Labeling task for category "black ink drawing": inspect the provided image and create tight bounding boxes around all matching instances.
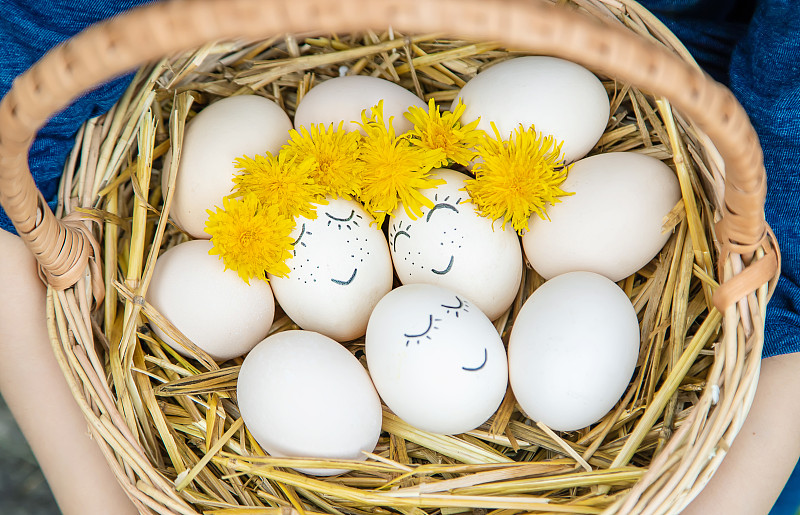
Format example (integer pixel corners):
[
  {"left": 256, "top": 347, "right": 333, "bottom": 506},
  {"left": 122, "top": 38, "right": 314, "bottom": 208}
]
[
  {"left": 404, "top": 314, "right": 442, "bottom": 346},
  {"left": 462, "top": 348, "right": 488, "bottom": 371},
  {"left": 441, "top": 296, "right": 470, "bottom": 317},
  {"left": 325, "top": 209, "right": 364, "bottom": 230},
  {"left": 331, "top": 268, "right": 358, "bottom": 286}
]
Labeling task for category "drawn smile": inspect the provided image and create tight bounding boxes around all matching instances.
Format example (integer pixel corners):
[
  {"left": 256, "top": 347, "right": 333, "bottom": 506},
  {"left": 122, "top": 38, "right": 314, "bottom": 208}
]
[
  {"left": 462, "top": 348, "right": 488, "bottom": 371},
  {"left": 331, "top": 268, "right": 357, "bottom": 285},
  {"left": 431, "top": 255, "right": 454, "bottom": 275}
]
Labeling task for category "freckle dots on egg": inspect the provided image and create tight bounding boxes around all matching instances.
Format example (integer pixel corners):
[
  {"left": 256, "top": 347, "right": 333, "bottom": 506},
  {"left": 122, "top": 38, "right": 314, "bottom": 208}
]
[
  {"left": 522, "top": 152, "right": 682, "bottom": 282},
  {"left": 508, "top": 271, "right": 639, "bottom": 431},
  {"left": 294, "top": 75, "right": 427, "bottom": 135},
  {"left": 146, "top": 240, "right": 275, "bottom": 361},
  {"left": 268, "top": 197, "right": 394, "bottom": 342},
  {"left": 237, "top": 330, "right": 383, "bottom": 476},
  {"left": 453, "top": 56, "right": 610, "bottom": 163},
  {"left": 166, "top": 95, "right": 292, "bottom": 238},
  {"left": 389, "top": 168, "right": 523, "bottom": 320},
  {"left": 366, "top": 284, "right": 508, "bottom": 435}
]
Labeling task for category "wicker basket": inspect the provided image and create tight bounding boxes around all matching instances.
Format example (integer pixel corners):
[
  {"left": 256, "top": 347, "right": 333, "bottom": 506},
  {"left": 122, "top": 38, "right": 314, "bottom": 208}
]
[{"left": 0, "top": 0, "right": 781, "bottom": 514}]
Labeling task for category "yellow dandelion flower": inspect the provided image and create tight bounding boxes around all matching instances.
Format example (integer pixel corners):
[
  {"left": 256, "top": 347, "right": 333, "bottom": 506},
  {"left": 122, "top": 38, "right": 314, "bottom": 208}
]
[
  {"left": 465, "top": 123, "right": 573, "bottom": 234},
  {"left": 356, "top": 101, "right": 446, "bottom": 226},
  {"left": 233, "top": 151, "right": 326, "bottom": 221},
  {"left": 205, "top": 195, "right": 294, "bottom": 284},
  {"left": 281, "top": 122, "right": 364, "bottom": 199},
  {"left": 405, "top": 98, "right": 486, "bottom": 166}
]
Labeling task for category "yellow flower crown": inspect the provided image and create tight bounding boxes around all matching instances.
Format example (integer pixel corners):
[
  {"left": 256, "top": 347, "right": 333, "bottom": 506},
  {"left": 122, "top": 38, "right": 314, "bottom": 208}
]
[{"left": 205, "top": 97, "right": 572, "bottom": 284}]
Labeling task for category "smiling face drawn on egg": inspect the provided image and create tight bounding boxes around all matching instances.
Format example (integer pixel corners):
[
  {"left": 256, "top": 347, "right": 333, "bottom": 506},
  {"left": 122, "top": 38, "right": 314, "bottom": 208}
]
[
  {"left": 390, "top": 192, "right": 465, "bottom": 276},
  {"left": 268, "top": 196, "right": 394, "bottom": 342},
  {"left": 388, "top": 169, "right": 524, "bottom": 321},
  {"left": 399, "top": 294, "right": 488, "bottom": 372},
  {"left": 365, "top": 283, "right": 508, "bottom": 435},
  {"left": 289, "top": 206, "right": 369, "bottom": 287}
]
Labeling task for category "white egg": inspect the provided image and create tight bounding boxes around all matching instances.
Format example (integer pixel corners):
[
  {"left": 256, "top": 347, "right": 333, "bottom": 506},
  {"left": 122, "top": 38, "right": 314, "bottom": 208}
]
[
  {"left": 366, "top": 284, "right": 508, "bottom": 435},
  {"left": 237, "top": 330, "right": 383, "bottom": 475},
  {"left": 294, "top": 75, "right": 426, "bottom": 135},
  {"left": 168, "top": 95, "right": 292, "bottom": 238},
  {"left": 508, "top": 272, "right": 639, "bottom": 431},
  {"left": 522, "top": 152, "right": 681, "bottom": 281},
  {"left": 453, "top": 56, "right": 609, "bottom": 163},
  {"left": 146, "top": 240, "right": 275, "bottom": 361},
  {"left": 389, "top": 169, "right": 522, "bottom": 320},
  {"left": 268, "top": 197, "right": 393, "bottom": 341}
]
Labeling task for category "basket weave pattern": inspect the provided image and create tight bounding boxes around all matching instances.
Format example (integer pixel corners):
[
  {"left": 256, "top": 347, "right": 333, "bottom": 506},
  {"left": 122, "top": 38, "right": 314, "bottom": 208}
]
[{"left": 0, "top": 1, "right": 780, "bottom": 514}]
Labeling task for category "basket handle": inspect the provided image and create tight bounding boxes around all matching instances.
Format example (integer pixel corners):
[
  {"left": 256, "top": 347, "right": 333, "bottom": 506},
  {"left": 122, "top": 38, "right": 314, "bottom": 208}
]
[{"left": 0, "top": 0, "right": 777, "bottom": 306}]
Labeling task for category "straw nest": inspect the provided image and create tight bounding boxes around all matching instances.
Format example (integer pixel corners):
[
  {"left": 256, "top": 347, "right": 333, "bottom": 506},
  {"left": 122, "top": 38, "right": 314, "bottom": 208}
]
[{"left": 47, "top": 1, "right": 766, "bottom": 514}]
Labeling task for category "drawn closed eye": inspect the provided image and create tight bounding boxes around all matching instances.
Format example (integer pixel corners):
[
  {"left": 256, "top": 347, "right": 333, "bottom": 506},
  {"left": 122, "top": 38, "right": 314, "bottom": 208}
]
[
  {"left": 325, "top": 210, "right": 363, "bottom": 230},
  {"left": 404, "top": 314, "right": 442, "bottom": 346},
  {"left": 390, "top": 221, "right": 412, "bottom": 252},
  {"left": 426, "top": 194, "right": 462, "bottom": 222},
  {"left": 426, "top": 203, "right": 459, "bottom": 222},
  {"left": 291, "top": 223, "right": 311, "bottom": 256},
  {"left": 441, "top": 296, "right": 469, "bottom": 317},
  {"left": 393, "top": 230, "right": 410, "bottom": 249}
]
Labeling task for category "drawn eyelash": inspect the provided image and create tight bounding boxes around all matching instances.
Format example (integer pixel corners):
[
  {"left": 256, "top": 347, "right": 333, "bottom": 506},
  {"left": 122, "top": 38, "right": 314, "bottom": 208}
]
[{"left": 404, "top": 314, "right": 442, "bottom": 346}]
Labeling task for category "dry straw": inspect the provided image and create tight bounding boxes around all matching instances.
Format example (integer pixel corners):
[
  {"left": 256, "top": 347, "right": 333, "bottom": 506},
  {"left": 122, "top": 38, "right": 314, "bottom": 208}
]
[{"left": 46, "top": 1, "right": 769, "bottom": 514}]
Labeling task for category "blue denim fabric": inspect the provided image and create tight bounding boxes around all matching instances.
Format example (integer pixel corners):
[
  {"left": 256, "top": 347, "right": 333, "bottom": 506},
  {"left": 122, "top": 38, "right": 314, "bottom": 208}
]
[
  {"left": 729, "top": 2, "right": 800, "bottom": 360},
  {"left": 770, "top": 459, "right": 800, "bottom": 515},
  {"left": 0, "top": 0, "right": 152, "bottom": 234},
  {"left": 637, "top": 0, "right": 754, "bottom": 83}
]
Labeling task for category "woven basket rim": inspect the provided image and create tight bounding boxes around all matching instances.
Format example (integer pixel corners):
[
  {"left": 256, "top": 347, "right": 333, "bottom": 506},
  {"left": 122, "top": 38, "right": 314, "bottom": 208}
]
[{"left": 30, "top": 1, "right": 777, "bottom": 515}]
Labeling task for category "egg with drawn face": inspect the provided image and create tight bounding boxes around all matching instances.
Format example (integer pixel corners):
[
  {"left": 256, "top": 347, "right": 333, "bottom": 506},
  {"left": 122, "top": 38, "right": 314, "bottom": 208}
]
[
  {"left": 389, "top": 169, "right": 523, "bottom": 321},
  {"left": 366, "top": 284, "right": 508, "bottom": 435},
  {"left": 268, "top": 197, "right": 393, "bottom": 342}
]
